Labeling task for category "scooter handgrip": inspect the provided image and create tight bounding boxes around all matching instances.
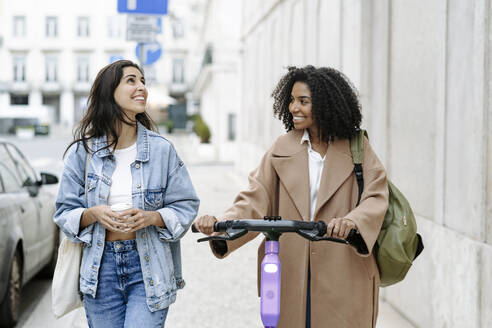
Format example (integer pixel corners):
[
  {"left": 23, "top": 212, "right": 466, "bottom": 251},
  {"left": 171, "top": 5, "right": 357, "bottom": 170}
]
[
  {"left": 191, "top": 224, "right": 199, "bottom": 233},
  {"left": 315, "top": 221, "right": 327, "bottom": 236},
  {"left": 214, "top": 221, "right": 228, "bottom": 232},
  {"left": 347, "top": 228, "right": 357, "bottom": 240}
]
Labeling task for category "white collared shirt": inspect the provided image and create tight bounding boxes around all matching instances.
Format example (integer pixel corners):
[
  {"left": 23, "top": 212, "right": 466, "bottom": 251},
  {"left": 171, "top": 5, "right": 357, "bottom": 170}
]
[{"left": 301, "top": 129, "right": 326, "bottom": 220}]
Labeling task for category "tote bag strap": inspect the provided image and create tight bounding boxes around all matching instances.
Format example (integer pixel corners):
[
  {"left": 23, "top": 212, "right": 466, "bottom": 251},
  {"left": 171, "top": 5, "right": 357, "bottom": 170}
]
[{"left": 84, "top": 140, "right": 92, "bottom": 205}]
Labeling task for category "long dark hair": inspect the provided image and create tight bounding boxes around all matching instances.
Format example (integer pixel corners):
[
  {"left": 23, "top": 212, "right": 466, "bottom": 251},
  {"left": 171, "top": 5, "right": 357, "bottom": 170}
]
[
  {"left": 64, "top": 60, "right": 157, "bottom": 156},
  {"left": 272, "top": 65, "right": 362, "bottom": 142}
]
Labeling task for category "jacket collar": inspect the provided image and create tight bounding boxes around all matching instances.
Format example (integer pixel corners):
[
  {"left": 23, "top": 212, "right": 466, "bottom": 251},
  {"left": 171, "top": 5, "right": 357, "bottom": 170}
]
[
  {"left": 270, "top": 129, "right": 354, "bottom": 220},
  {"left": 92, "top": 121, "right": 150, "bottom": 162}
]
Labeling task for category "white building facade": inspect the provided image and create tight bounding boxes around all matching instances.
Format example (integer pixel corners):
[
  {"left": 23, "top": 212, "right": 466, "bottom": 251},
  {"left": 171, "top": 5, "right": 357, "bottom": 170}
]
[
  {"left": 236, "top": 0, "right": 492, "bottom": 327},
  {"left": 0, "top": 0, "right": 203, "bottom": 132},
  {"left": 190, "top": 0, "right": 241, "bottom": 162}
]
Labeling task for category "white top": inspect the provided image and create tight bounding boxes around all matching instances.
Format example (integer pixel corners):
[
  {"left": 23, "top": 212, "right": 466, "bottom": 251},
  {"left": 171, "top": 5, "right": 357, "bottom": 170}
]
[
  {"left": 108, "top": 142, "right": 136, "bottom": 206},
  {"left": 301, "top": 129, "right": 326, "bottom": 220}
]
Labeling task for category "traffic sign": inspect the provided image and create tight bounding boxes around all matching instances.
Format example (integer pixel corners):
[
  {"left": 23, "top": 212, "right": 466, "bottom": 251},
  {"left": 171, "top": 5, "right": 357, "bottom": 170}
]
[
  {"left": 127, "top": 29, "right": 156, "bottom": 43},
  {"left": 110, "top": 55, "right": 125, "bottom": 63},
  {"left": 126, "top": 15, "right": 158, "bottom": 43},
  {"left": 117, "top": 0, "right": 168, "bottom": 15},
  {"left": 135, "top": 42, "right": 162, "bottom": 65},
  {"left": 127, "top": 15, "right": 159, "bottom": 30}
]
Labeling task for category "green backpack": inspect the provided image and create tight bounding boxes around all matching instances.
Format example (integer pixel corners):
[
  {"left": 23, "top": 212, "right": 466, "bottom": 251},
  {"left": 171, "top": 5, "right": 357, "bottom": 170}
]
[{"left": 350, "top": 130, "right": 424, "bottom": 287}]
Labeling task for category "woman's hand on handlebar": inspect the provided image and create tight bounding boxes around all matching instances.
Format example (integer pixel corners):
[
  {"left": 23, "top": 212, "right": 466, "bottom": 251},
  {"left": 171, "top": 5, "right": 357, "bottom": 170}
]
[
  {"left": 326, "top": 218, "right": 357, "bottom": 239},
  {"left": 194, "top": 215, "right": 218, "bottom": 235}
]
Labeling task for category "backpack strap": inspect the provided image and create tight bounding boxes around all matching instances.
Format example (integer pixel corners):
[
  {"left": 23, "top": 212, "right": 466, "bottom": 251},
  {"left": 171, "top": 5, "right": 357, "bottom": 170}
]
[{"left": 350, "top": 130, "right": 368, "bottom": 206}]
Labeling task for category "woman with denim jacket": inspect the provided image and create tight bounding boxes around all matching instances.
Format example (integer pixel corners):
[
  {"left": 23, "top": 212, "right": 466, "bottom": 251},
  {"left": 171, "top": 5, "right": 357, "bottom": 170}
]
[{"left": 54, "top": 60, "right": 199, "bottom": 327}]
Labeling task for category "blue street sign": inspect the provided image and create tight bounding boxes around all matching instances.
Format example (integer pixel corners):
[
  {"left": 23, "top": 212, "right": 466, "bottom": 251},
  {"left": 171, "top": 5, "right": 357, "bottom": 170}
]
[
  {"left": 135, "top": 42, "right": 162, "bottom": 65},
  {"left": 117, "top": 0, "right": 168, "bottom": 15},
  {"left": 157, "top": 17, "right": 162, "bottom": 34},
  {"left": 110, "top": 55, "right": 125, "bottom": 63}
]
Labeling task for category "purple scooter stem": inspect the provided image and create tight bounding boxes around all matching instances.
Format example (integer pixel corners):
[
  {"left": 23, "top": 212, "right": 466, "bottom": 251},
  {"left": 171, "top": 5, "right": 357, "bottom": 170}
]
[{"left": 260, "top": 240, "right": 281, "bottom": 328}]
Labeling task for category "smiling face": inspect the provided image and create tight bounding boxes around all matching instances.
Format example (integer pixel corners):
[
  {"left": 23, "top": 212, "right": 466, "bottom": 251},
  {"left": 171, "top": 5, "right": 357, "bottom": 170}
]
[
  {"left": 289, "top": 81, "right": 317, "bottom": 134},
  {"left": 113, "top": 66, "right": 147, "bottom": 119}
]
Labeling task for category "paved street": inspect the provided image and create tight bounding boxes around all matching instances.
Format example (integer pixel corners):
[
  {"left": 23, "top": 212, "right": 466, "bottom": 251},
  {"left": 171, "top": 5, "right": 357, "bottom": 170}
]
[{"left": 6, "top": 131, "right": 414, "bottom": 328}]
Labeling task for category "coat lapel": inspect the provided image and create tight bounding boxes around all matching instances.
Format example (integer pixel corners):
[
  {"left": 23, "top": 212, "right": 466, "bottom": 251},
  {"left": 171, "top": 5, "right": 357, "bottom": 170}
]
[
  {"left": 313, "top": 138, "right": 354, "bottom": 219},
  {"left": 271, "top": 130, "right": 310, "bottom": 221}
]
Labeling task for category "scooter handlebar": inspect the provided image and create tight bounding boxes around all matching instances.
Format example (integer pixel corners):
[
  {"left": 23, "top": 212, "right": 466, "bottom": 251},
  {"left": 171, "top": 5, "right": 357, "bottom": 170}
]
[
  {"left": 191, "top": 219, "right": 360, "bottom": 249},
  {"left": 191, "top": 221, "right": 229, "bottom": 233}
]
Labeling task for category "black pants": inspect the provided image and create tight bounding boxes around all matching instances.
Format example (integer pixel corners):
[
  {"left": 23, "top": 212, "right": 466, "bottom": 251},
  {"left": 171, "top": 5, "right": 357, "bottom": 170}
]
[{"left": 306, "top": 266, "right": 311, "bottom": 328}]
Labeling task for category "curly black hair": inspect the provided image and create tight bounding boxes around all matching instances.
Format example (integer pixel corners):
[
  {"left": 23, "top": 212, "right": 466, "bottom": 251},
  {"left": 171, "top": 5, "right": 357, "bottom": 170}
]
[{"left": 272, "top": 65, "right": 362, "bottom": 142}]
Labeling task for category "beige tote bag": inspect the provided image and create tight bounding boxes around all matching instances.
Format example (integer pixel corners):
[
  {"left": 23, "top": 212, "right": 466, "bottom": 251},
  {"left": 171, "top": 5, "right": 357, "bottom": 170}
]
[{"left": 51, "top": 141, "right": 91, "bottom": 318}]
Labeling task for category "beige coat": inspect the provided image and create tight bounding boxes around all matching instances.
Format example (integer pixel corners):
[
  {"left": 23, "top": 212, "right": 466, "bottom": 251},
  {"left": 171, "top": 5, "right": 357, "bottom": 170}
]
[{"left": 211, "top": 129, "right": 388, "bottom": 328}]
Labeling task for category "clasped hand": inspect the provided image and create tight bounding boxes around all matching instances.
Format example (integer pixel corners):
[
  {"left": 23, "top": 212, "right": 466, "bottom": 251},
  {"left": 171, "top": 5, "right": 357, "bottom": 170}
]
[{"left": 84, "top": 205, "right": 162, "bottom": 233}]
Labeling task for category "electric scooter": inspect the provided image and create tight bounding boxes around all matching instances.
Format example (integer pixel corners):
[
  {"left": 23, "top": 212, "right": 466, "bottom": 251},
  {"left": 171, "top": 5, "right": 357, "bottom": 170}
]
[{"left": 192, "top": 216, "right": 360, "bottom": 328}]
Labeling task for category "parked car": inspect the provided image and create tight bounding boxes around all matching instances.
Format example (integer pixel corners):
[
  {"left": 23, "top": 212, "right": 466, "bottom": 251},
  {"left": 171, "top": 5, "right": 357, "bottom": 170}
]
[
  {"left": 6, "top": 118, "right": 50, "bottom": 136},
  {"left": 0, "top": 140, "right": 59, "bottom": 327}
]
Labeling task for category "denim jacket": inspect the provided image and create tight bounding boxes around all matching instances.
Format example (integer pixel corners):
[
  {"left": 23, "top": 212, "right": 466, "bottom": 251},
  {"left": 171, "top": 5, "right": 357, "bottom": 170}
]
[{"left": 54, "top": 122, "right": 199, "bottom": 311}]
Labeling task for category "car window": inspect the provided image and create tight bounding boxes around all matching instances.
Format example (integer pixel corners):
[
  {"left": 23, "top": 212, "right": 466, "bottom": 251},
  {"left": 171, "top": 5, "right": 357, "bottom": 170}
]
[
  {"left": 0, "top": 144, "right": 22, "bottom": 192},
  {"left": 6, "top": 144, "right": 38, "bottom": 187}
]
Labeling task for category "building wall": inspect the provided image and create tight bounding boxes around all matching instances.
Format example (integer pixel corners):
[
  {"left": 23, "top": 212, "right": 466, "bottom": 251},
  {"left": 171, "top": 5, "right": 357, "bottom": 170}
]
[
  {"left": 191, "top": 0, "right": 241, "bottom": 162},
  {"left": 238, "top": 0, "right": 491, "bottom": 327}
]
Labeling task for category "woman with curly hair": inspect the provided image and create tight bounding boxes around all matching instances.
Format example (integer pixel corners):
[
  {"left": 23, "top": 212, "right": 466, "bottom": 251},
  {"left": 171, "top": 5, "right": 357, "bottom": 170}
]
[{"left": 195, "top": 66, "right": 388, "bottom": 327}]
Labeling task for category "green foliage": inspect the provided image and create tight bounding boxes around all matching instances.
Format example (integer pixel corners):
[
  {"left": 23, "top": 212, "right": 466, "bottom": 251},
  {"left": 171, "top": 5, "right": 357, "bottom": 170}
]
[
  {"left": 192, "top": 115, "right": 211, "bottom": 143},
  {"left": 161, "top": 120, "right": 174, "bottom": 133}
]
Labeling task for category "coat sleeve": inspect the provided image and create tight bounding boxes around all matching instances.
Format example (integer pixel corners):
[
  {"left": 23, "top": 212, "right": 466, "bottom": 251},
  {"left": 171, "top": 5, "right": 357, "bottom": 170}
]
[
  {"left": 344, "top": 137, "right": 388, "bottom": 256},
  {"left": 210, "top": 147, "right": 278, "bottom": 259}
]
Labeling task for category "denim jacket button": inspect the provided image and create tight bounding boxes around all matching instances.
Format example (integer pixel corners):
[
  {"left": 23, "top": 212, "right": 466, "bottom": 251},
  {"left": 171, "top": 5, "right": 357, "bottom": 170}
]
[
  {"left": 142, "top": 232, "right": 147, "bottom": 238},
  {"left": 149, "top": 280, "right": 154, "bottom": 286},
  {"left": 155, "top": 304, "right": 159, "bottom": 309},
  {"left": 145, "top": 255, "right": 150, "bottom": 261},
  {"left": 135, "top": 163, "right": 140, "bottom": 169},
  {"left": 137, "top": 184, "right": 141, "bottom": 189}
]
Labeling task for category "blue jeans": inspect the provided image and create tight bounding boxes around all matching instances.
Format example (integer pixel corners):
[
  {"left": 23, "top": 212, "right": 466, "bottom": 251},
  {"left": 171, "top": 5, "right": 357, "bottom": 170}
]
[{"left": 83, "top": 240, "right": 169, "bottom": 328}]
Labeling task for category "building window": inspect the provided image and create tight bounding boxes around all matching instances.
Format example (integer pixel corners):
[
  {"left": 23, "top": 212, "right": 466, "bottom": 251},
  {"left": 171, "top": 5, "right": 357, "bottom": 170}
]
[
  {"left": 46, "top": 16, "right": 58, "bottom": 38},
  {"left": 172, "top": 58, "right": 185, "bottom": 84},
  {"left": 202, "top": 45, "right": 213, "bottom": 66},
  {"left": 228, "top": 113, "right": 236, "bottom": 141},
  {"left": 76, "top": 55, "right": 90, "bottom": 82},
  {"left": 13, "top": 16, "right": 26, "bottom": 37},
  {"left": 77, "top": 17, "right": 90, "bottom": 37},
  {"left": 12, "top": 56, "right": 26, "bottom": 82},
  {"left": 10, "top": 94, "right": 29, "bottom": 105},
  {"left": 172, "top": 19, "right": 184, "bottom": 39},
  {"left": 45, "top": 55, "right": 58, "bottom": 82},
  {"left": 108, "top": 16, "right": 122, "bottom": 39}
]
